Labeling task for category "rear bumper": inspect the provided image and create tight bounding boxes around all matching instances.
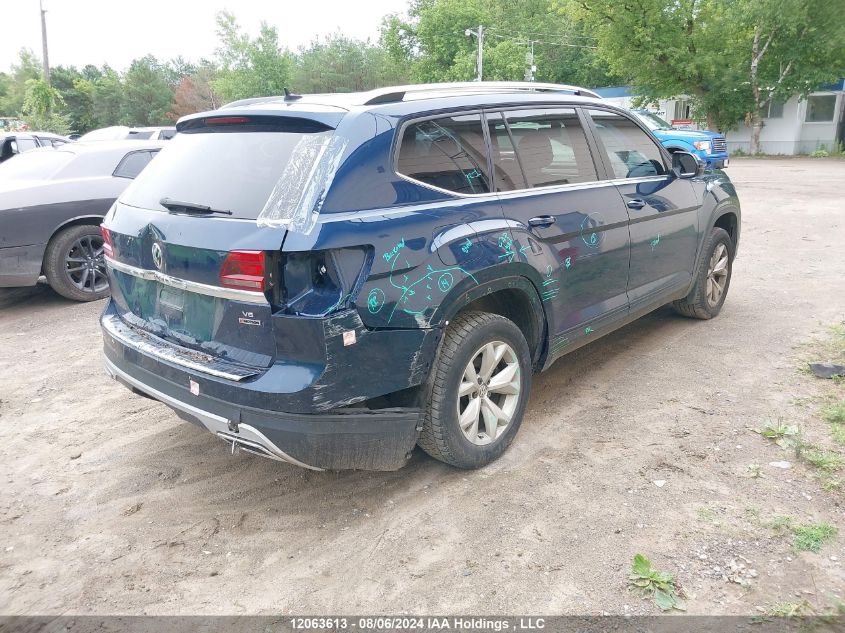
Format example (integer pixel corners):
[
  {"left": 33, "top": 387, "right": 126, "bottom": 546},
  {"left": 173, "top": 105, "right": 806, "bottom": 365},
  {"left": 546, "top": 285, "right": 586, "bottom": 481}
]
[
  {"left": 0, "top": 243, "right": 45, "bottom": 288},
  {"left": 104, "top": 354, "right": 422, "bottom": 471}
]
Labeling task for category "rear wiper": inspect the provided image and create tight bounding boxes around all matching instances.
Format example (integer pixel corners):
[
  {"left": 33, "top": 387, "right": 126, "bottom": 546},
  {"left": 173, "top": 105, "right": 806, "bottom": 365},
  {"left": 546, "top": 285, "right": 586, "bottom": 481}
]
[{"left": 159, "top": 197, "right": 233, "bottom": 216}]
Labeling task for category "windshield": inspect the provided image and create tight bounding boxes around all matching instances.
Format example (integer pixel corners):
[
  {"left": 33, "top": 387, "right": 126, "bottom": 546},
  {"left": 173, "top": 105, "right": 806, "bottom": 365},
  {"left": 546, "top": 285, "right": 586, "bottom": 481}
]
[
  {"left": 0, "top": 150, "right": 74, "bottom": 181},
  {"left": 119, "top": 128, "right": 336, "bottom": 220},
  {"left": 633, "top": 111, "right": 672, "bottom": 130}
]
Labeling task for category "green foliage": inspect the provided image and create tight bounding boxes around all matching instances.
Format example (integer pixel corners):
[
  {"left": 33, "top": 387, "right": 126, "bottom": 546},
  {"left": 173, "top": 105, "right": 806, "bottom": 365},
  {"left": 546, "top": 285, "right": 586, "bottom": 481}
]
[
  {"left": 384, "top": 0, "right": 619, "bottom": 86},
  {"left": 566, "top": 0, "right": 845, "bottom": 133},
  {"left": 212, "top": 11, "right": 293, "bottom": 103},
  {"left": 0, "top": 49, "right": 42, "bottom": 117},
  {"left": 627, "top": 554, "right": 686, "bottom": 611},
  {"left": 792, "top": 523, "right": 837, "bottom": 553},
  {"left": 122, "top": 56, "right": 174, "bottom": 126},
  {"left": 293, "top": 34, "right": 406, "bottom": 93},
  {"left": 21, "top": 79, "right": 70, "bottom": 134},
  {"left": 766, "top": 600, "right": 815, "bottom": 617},
  {"left": 823, "top": 401, "right": 845, "bottom": 426}
]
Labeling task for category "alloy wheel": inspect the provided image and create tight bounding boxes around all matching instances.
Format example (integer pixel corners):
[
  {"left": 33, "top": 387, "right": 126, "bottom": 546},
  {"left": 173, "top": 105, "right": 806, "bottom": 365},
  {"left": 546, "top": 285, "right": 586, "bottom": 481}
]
[
  {"left": 705, "top": 242, "right": 729, "bottom": 307},
  {"left": 457, "top": 340, "right": 521, "bottom": 446},
  {"left": 65, "top": 234, "right": 108, "bottom": 294}
]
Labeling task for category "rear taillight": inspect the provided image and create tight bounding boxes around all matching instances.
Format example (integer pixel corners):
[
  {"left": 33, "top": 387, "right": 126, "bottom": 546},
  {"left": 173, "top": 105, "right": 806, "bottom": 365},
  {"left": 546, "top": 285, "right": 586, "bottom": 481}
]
[
  {"left": 220, "top": 250, "right": 266, "bottom": 291},
  {"left": 100, "top": 225, "right": 114, "bottom": 258}
]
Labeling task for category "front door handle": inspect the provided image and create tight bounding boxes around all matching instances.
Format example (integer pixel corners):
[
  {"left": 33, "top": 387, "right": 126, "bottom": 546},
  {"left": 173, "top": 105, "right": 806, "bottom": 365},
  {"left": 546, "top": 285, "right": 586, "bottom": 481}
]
[
  {"left": 528, "top": 215, "right": 556, "bottom": 228},
  {"left": 626, "top": 199, "right": 646, "bottom": 210}
]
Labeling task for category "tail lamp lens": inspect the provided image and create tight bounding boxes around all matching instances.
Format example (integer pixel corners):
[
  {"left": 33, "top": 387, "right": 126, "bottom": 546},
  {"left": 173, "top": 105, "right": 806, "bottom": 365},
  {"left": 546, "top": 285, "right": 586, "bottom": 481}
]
[
  {"left": 100, "top": 225, "right": 114, "bottom": 258},
  {"left": 220, "top": 250, "right": 266, "bottom": 291}
]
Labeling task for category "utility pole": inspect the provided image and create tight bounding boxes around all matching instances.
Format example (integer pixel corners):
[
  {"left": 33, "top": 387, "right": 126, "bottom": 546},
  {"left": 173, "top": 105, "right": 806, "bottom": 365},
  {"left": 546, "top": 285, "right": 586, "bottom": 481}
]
[
  {"left": 524, "top": 40, "right": 537, "bottom": 82},
  {"left": 464, "top": 25, "right": 484, "bottom": 81},
  {"left": 39, "top": 0, "right": 51, "bottom": 84}
]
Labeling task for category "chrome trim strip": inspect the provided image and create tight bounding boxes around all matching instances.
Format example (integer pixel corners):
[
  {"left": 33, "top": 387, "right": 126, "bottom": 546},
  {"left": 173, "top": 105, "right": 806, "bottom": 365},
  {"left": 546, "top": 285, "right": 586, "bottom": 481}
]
[
  {"left": 103, "top": 357, "right": 322, "bottom": 471},
  {"left": 105, "top": 256, "right": 269, "bottom": 305},
  {"left": 102, "top": 314, "right": 258, "bottom": 381}
]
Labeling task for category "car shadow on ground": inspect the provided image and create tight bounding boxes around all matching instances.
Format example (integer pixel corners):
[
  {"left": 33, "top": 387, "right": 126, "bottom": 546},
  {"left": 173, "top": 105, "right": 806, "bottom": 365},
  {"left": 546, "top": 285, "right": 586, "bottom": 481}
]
[
  {"left": 112, "top": 304, "right": 702, "bottom": 512},
  {"left": 0, "top": 284, "right": 70, "bottom": 310}
]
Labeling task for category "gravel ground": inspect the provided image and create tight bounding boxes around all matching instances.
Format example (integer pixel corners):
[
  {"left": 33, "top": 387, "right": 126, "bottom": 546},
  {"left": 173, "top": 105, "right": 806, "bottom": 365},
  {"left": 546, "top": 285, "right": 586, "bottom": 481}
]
[{"left": 1, "top": 157, "right": 844, "bottom": 616}]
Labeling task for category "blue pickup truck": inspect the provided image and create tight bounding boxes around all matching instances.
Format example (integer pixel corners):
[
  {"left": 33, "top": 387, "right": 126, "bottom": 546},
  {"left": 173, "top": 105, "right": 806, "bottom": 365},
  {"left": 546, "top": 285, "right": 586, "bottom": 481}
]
[{"left": 631, "top": 109, "right": 729, "bottom": 169}]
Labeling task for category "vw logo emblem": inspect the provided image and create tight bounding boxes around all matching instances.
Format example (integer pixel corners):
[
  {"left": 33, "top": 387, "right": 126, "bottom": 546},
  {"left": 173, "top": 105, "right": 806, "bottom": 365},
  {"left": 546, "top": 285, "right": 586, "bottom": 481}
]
[{"left": 151, "top": 243, "right": 163, "bottom": 270}]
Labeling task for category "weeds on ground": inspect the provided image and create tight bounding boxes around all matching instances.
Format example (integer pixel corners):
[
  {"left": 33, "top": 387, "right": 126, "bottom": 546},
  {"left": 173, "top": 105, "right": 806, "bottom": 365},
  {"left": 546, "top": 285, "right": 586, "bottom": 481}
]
[
  {"left": 756, "top": 418, "right": 843, "bottom": 488},
  {"left": 766, "top": 515, "right": 794, "bottom": 532},
  {"left": 822, "top": 401, "right": 845, "bottom": 425},
  {"left": 757, "top": 420, "right": 802, "bottom": 449},
  {"left": 627, "top": 554, "right": 686, "bottom": 611},
  {"left": 792, "top": 523, "right": 838, "bottom": 553},
  {"left": 766, "top": 600, "right": 815, "bottom": 617}
]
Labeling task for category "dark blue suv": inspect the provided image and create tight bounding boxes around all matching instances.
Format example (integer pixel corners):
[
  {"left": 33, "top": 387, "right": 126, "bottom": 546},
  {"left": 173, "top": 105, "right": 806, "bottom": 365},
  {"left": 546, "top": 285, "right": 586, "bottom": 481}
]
[{"left": 100, "top": 82, "right": 741, "bottom": 471}]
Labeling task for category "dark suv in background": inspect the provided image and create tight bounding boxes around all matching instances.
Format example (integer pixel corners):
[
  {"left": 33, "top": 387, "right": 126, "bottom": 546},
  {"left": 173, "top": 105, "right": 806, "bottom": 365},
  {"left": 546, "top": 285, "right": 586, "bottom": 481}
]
[{"left": 100, "top": 82, "right": 740, "bottom": 471}]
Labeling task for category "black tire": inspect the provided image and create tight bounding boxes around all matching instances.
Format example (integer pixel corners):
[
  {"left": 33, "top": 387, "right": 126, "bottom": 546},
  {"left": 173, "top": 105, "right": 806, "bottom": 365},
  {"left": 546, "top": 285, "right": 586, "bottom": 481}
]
[
  {"left": 43, "top": 224, "right": 110, "bottom": 302},
  {"left": 673, "top": 227, "right": 734, "bottom": 319},
  {"left": 418, "top": 311, "right": 532, "bottom": 469}
]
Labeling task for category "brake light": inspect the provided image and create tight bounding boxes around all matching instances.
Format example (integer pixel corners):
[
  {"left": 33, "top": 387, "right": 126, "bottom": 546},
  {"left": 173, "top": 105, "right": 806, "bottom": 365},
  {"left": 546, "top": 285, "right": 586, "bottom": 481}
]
[
  {"left": 220, "top": 250, "right": 266, "bottom": 291},
  {"left": 205, "top": 116, "right": 251, "bottom": 126},
  {"left": 100, "top": 225, "right": 114, "bottom": 258}
]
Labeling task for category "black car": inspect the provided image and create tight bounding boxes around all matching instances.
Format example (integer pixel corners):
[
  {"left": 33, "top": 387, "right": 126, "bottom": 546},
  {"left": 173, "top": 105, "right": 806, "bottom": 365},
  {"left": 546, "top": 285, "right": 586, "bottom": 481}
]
[
  {"left": 0, "top": 140, "right": 163, "bottom": 301},
  {"left": 0, "top": 131, "right": 70, "bottom": 163},
  {"left": 101, "top": 82, "right": 740, "bottom": 471}
]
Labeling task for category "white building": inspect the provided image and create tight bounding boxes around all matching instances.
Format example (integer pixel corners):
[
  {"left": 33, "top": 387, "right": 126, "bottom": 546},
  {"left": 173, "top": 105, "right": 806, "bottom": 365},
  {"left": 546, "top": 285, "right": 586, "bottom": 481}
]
[{"left": 594, "top": 81, "right": 845, "bottom": 155}]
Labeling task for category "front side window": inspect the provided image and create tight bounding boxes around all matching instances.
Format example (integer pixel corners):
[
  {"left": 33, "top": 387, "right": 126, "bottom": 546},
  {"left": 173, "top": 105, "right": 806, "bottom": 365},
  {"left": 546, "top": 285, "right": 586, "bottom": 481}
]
[
  {"left": 15, "top": 137, "right": 38, "bottom": 152},
  {"left": 492, "top": 108, "right": 598, "bottom": 190},
  {"left": 588, "top": 110, "right": 668, "bottom": 179},
  {"left": 396, "top": 113, "right": 490, "bottom": 195},
  {"left": 805, "top": 95, "right": 836, "bottom": 122}
]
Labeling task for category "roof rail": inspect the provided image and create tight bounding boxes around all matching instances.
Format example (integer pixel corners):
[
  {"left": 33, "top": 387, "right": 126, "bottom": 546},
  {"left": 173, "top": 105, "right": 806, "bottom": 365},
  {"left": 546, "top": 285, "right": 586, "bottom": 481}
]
[{"left": 359, "top": 81, "right": 602, "bottom": 105}]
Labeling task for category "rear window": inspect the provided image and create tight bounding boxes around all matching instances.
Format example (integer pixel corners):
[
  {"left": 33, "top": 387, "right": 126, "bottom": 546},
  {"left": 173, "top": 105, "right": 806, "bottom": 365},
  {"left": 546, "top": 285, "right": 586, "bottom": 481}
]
[
  {"left": 0, "top": 150, "right": 74, "bottom": 180},
  {"left": 120, "top": 127, "right": 336, "bottom": 220}
]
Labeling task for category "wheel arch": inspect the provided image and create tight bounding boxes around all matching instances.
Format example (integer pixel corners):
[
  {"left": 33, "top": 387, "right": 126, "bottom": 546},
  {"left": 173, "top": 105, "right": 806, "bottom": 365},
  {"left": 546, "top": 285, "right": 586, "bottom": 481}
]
[
  {"left": 41, "top": 215, "right": 106, "bottom": 272},
  {"left": 435, "top": 275, "right": 546, "bottom": 368}
]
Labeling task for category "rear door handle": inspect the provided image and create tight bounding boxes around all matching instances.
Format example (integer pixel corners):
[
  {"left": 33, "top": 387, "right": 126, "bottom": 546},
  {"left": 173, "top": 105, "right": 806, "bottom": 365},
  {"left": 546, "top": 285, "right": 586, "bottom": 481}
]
[
  {"left": 626, "top": 199, "right": 646, "bottom": 210},
  {"left": 528, "top": 215, "right": 556, "bottom": 228}
]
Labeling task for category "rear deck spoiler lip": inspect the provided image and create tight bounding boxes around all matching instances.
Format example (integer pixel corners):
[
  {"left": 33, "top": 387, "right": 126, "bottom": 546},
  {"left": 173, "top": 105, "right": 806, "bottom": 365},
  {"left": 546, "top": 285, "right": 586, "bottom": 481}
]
[
  {"left": 176, "top": 107, "right": 346, "bottom": 132},
  {"left": 105, "top": 255, "right": 269, "bottom": 305}
]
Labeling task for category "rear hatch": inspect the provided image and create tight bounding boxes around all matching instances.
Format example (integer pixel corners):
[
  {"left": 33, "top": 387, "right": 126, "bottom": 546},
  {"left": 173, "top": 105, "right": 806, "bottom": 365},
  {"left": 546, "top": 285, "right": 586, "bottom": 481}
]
[{"left": 102, "top": 111, "right": 347, "bottom": 372}]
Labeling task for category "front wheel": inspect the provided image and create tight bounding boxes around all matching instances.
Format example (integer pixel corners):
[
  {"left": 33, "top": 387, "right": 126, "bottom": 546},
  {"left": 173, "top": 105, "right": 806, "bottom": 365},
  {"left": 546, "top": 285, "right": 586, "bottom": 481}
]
[
  {"left": 418, "top": 311, "right": 532, "bottom": 469},
  {"left": 43, "top": 225, "right": 110, "bottom": 302},
  {"left": 673, "top": 227, "right": 734, "bottom": 319}
]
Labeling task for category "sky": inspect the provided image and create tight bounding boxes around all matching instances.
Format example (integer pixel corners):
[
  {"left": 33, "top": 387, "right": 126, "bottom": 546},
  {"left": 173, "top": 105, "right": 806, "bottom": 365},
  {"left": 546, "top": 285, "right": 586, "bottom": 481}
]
[{"left": 2, "top": 0, "right": 410, "bottom": 72}]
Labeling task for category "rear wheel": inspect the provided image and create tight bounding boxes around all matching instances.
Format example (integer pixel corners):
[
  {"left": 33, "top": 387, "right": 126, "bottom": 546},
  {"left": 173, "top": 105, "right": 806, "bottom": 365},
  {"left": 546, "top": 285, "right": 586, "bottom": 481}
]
[
  {"left": 418, "top": 311, "right": 532, "bottom": 469},
  {"left": 673, "top": 227, "right": 734, "bottom": 319},
  {"left": 44, "top": 225, "right": 110, "bottom": 302}
]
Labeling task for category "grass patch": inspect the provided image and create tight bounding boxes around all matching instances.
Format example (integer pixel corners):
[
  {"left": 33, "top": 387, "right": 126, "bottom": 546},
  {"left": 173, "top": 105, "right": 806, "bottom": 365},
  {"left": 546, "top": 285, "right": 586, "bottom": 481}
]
[
  {"left": 766, "top": 600, "right": 815, "bottom": 617},
  {"left": 822, "top": 401, "right": 845, "bottom": 425},
  {"left": 766, "top": 515, "right": 794, "bottom": 531},
  {"left": 792, "top": 523, "right": 837, "bottom": 553},
  {"left": 627, "top": 554, "right": 686, "bottom": 611},
  {"left": 804, "top": 447, "right": 844, "bottom": 473}
]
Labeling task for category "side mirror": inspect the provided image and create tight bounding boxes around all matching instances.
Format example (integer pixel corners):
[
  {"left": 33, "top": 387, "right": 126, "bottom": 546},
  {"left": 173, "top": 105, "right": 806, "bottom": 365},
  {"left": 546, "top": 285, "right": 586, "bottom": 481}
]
[{"left": 672, "top": 151, "right": 704, "bottom": 178}]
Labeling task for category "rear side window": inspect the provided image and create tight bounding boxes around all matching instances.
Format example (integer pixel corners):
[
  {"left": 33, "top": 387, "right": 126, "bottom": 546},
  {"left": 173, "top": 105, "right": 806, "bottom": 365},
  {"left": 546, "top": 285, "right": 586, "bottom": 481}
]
[
  {"left": 397, "top": 113, "right": 491, "bottom": 195},
  {"left": 491, "top": 108, "right": 597, "bottom": 190},
  {"left": 587, "top": 110, "right": 667, "bottom": 179},
  {"left": 119, "top": 123, "right": 336, "bottom": 220},
  {"left": 113, "top": 150, "right": 156, "bottom": 179},
  {"left": 15, "top": 138, "right": 38, "bottom": 152}
]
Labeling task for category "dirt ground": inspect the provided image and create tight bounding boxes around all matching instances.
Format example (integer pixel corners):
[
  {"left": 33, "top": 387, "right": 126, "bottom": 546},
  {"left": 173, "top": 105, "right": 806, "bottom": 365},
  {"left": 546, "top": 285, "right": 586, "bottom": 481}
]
[{"left": 1, "top": 157, "right": 844, "bottom": 616}]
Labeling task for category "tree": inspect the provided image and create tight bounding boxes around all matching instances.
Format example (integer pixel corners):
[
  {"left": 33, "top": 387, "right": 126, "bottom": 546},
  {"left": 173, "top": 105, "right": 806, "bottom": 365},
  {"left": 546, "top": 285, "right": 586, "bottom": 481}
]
[
  {"left": 292, "top": 34, "right": 406, "bottom": 93},
  {"left": 21, "top": 78, "right": 70, "bottom": 133},
  {"left": 122, "top": 56, "right": 174, "bottom": 126},
  {"left": 382, "top": 0, "right": 618, "bottom": 86},
  {"left": 51, "top": 66, "right": 97, "bottom": 134},
  {"left": 212, "top": 11, "right": 293, "bottom": 102},
  {"left": 568, "top": 0, "right": 845, "bottom": 142},
  {"left": 167, "top": 64, "right": 220, "bottom": 120},
  {"left": 735, "top": 0, "right": 845, "bottom": 152},
  {"left": 91, "top": 66, "right": 125, "bottom": 128},
  {"left": 0, "top": 49, "right": 42, "bottom": 116}
]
